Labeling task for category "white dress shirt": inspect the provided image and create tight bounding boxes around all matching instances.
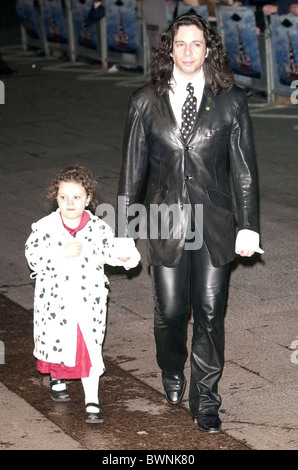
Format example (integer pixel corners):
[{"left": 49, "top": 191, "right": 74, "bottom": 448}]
[
  {"left": 168, "top": 66, "right": 264, "bottom": 255},
  {"left": 169, "top": 65, "right": 205, "bottom": 126}
]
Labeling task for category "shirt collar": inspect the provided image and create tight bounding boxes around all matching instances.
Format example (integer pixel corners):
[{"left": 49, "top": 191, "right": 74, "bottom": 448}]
[{"left": 170, "top": 65, "right": 205, "bottom": 93}]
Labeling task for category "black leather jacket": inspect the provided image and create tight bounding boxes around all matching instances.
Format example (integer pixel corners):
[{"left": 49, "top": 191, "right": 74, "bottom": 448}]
[{"left": 118, "top": 83, "right": 260, "bottom": 267}]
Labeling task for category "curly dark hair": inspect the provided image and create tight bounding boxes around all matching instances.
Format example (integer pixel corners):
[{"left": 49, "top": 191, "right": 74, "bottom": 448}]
[
  {"left": 47, "top": 165, "right": 99, "bottom": 212},
  {"left": 150, "top": 13, "right": 234, "bottom": 97}
]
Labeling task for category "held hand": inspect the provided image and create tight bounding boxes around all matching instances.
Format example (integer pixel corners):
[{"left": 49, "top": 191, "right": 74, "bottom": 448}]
[
  {"left": 113, "top": 238, "right": 141, "bottom": 270},
  {"left": 63, "top": 242, "right": 83, "bottom": 258},
  {"left": 235, "top": 230, "right": 264, "bottom": 256},
  {"left": 113, "top": 238, "right": 135, "bottom": 259},
  {"left": 117, "top": 257, "right": 131, "bottom": 262},
  {"left": 237, "top": 250, "right": 255, "bottom": 257}
]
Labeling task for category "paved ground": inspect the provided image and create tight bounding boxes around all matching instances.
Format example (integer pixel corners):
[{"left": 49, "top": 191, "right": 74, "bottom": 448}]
[{"left": 0, "top": 43, "right": 297, "bottom": 453}]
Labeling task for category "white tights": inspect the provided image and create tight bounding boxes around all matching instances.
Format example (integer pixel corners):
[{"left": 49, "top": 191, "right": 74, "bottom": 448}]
[{"left": 81, "top": 367, "right": 100, "bottom": 412}]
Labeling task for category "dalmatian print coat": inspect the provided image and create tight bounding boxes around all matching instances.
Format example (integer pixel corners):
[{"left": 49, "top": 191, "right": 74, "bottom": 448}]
[{"left": 25, "top": 209, "right": 136, "bottom": 375}]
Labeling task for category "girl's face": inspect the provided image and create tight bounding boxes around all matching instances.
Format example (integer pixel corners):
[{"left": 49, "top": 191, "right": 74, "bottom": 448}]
[{"left": 57, "top": 180, "right": 90, "bottom": 227}]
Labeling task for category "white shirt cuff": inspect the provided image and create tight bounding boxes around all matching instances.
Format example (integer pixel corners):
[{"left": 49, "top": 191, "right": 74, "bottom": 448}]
[{"left": 235, "top": 229, "right": 264, "bottom": 254}]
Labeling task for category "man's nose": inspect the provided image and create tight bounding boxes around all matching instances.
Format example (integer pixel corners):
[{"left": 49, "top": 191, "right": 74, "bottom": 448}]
[{"left": 184, "top": 45, "right": 192, "bottom": 56}]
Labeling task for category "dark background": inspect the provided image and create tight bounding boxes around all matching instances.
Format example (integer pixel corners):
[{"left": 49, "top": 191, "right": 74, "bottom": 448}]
[{"left": 0, "top": 0, "right": 21, "bottom": 47}]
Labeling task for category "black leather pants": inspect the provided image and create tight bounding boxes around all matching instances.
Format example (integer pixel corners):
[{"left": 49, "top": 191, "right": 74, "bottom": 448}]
[{"left": 150, "top": 243, "right": 229, "bottom": 417}]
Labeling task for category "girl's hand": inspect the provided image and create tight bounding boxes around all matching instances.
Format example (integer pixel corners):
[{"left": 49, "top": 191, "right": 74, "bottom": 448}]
[{"left": 63, "top": 242, "right": 83, "bottom": 257}]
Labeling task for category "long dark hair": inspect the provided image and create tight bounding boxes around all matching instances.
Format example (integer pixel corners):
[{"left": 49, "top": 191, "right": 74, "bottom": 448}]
[{"left": 150, "top": 14, "right": 234, "bottom": 96}]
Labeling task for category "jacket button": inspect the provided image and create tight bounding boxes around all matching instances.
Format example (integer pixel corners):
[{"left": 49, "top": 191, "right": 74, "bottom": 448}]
[
  {"left": 186, "top": 146, "right": 193, "bottom": 151},
  {"left": 185, "top": 175, "right": 193, "bottom": 180}
]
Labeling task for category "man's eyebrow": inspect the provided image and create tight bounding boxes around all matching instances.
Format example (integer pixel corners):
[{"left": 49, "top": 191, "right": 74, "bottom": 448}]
[{"left": 174, "top": 39, "right": 204, "bottom": 43}]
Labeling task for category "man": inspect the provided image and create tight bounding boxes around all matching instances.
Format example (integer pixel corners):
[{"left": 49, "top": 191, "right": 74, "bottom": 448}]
[{"left": 118, "top": 14, "right": 263, "bottom": 433}]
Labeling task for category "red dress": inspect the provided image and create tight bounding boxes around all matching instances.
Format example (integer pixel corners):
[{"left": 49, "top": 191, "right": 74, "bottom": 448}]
[{"left": 36, "top": 211, "right": 92, "bottom": 379}]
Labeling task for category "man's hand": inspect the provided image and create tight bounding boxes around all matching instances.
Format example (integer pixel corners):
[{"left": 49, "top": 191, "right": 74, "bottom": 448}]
[{"left": 237, "top": 250, "right": 255, "bottom": 257}]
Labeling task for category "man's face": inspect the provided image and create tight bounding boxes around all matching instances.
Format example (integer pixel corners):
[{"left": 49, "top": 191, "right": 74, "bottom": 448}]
[{"left": 171, "top": 25, "right": 208, "bottom": 80}]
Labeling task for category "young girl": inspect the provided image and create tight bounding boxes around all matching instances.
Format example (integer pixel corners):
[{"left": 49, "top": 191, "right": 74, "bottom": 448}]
[{"left": 25, "top": 166, "right": 140, "bottom": 424}]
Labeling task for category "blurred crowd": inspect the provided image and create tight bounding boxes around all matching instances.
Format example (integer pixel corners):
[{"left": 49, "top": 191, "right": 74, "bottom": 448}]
[{"left": 170, "top": 0, "right": 298, "bottom": 33}]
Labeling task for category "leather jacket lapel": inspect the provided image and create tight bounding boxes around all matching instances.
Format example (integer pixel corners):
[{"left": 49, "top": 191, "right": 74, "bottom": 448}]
[
  {"left": 155, "top": 94, "right": 185, "bottom": 144},
  {"left": 193, "top": 87, "right": 215, "bottom": 129}
]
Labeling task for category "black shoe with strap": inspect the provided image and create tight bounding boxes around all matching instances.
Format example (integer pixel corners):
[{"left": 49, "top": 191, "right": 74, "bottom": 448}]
[
  {"left": 50, "top": 378, "right": 70, "bottom": 402},
  {"left": 85, "top": 403, "right": 103, "bottom": 424}
]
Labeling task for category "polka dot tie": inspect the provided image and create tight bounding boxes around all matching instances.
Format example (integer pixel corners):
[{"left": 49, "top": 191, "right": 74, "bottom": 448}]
[{"left": 181, "top": 83, "right": 197, "bottom": 140}]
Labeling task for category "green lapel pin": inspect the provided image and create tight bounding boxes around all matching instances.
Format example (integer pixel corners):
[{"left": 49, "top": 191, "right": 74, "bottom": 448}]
[{"left": 206, "top": 106, "right": 210, "bottom": 111}]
